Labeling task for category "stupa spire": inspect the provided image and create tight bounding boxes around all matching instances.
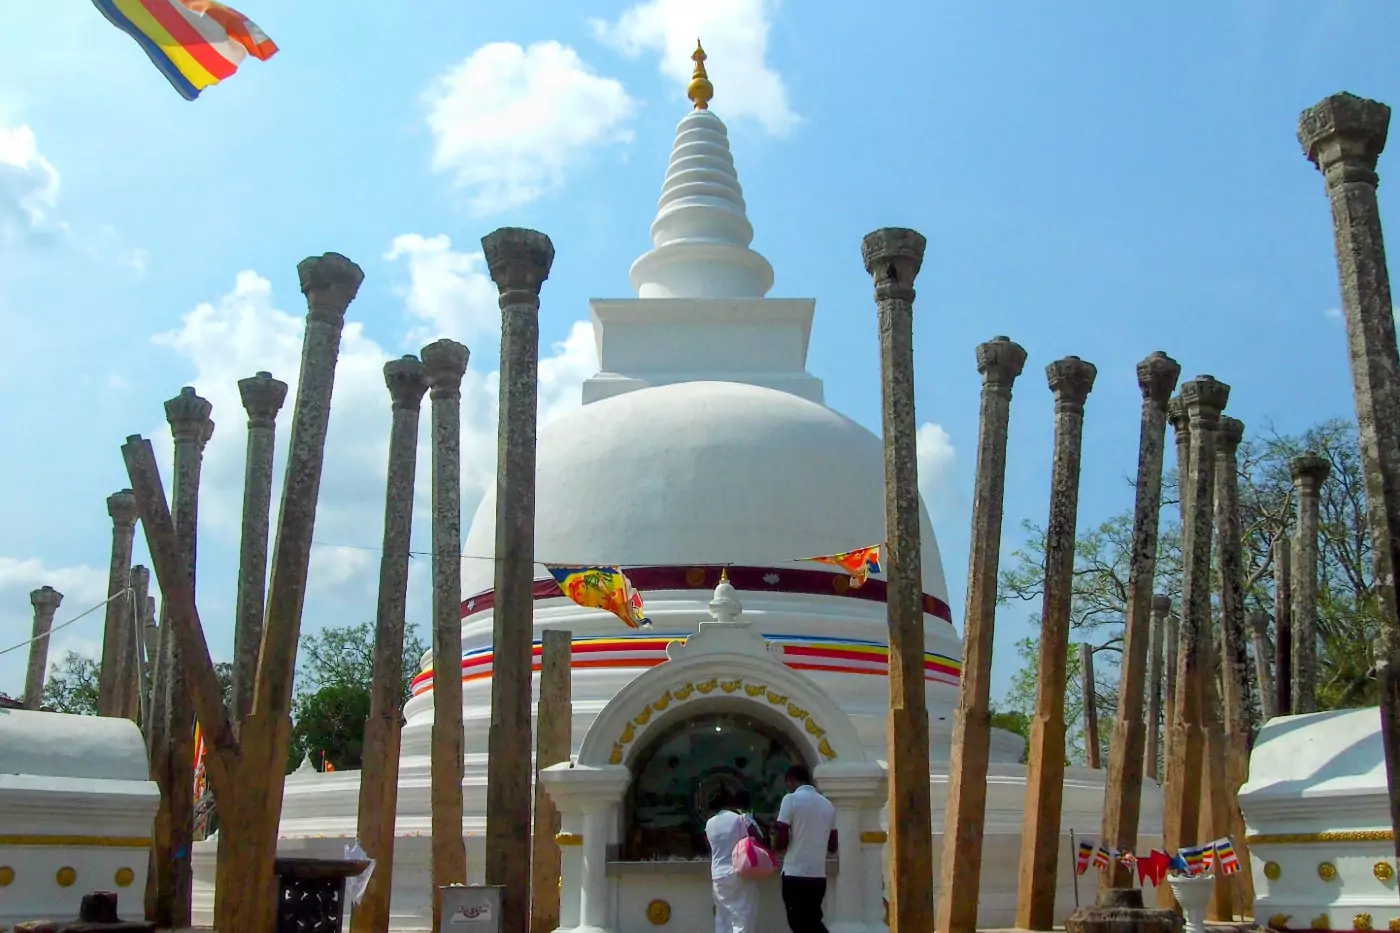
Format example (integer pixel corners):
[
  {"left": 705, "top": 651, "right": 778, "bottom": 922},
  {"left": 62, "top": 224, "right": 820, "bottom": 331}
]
[{"left": 628, "top": 42, "right": 775, "bottom": 299}]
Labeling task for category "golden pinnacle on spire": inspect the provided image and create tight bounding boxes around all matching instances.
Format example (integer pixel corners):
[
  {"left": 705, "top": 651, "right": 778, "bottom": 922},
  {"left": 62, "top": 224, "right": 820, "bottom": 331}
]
[
  {"left": 688, "top": 39, "right": 713, "bottom": 110},
  {"left": 720, "top": 566, "right": 730, "bottom": 582}
]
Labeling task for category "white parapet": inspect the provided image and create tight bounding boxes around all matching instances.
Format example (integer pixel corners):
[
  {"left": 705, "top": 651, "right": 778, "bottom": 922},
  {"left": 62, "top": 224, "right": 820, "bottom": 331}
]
[{"left": 0, "top": 708, "right": 159, "bottom": 927}]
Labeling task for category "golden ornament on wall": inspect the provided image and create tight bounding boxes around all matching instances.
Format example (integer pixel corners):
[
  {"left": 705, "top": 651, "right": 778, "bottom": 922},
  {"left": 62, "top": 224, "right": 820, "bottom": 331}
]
[
  {"left": 685, "top": 568, "right": 707, "bottom": 587},
  {"left": 56, "top": 866, "right": 77, "bottom": 887},
  {"left": 721, "top": 679, "right": 742, "bottom": 694},
  {"left": 646, "top": 899, "right": 671, "bottom": 925},
  {"left": 832, "top": 574, "right": 850, "bottom": 594},
  {"left": 674, "top": 683, "right": 694, "bottom": 701},
  {"left": 1355, "top": 914, "right": 1374, "bottom": 931},
  {"left": 114, "top": 867, "right": 135, "bottom": 887},
  {"left": 0, "top": 866, "right": 13, "bottom": 886},
  {"left": 1264, "top": 861, "right": 1282, "bottom": 880},
  {"left": 1318, "top": 861, "right": 1338, "bottom": 882},
  {"left": 1310, "top": 913, "right": 1329, "bottom": 930},
  {"left": 1388, "top": 919, "right": 1400, "bottom": 932},
  {"left": 1267, "top": 915, "right": 1292, "bottom": 930},
  {"left": 555, "top": 833, "right": 583, "bottom": 847},
  {"left": 1375, "top": 861, "right": 1396, "bottom": 883},
  {"left": 696, "top": 678, "right": 717, "bottom": 694}
]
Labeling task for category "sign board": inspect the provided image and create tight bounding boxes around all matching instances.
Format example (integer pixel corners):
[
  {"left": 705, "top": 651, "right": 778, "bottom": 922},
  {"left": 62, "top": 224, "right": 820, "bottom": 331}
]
[{"left": 440, "top": 884, "right": 503, "bottom": 931}]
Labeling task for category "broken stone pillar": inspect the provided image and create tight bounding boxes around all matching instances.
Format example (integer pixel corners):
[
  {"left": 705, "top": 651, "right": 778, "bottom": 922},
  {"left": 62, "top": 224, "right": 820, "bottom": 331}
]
[
  {"left": 1290, "top": 452, "right": 1330, "bottom": 714},
  {"left": 1300, "top": 92, "right": 1400, "bottom": 864},
  {"left": 483, "top": 227, "right": 555, "bottom": 933},
  {"left": 531, "top": 630, "right": 572, "bottom": 933},
  {"left": 350, "top": 355, "right": 427, "bottom": 933},
  {"left": 122, "top": 565, "right": 150, "bottom": 722},
  {"left": 1016, "top": 355, "right": 1097, "bottom": 931},
  {"left": 97, "top": 489, "right": 138, "bottom": 718},
  {"left": 1165, "top": 396, "right": 1191, "bottom": 737},
  {"left": 423, "top": 337, "right": 470, "bottom": 930},
  {"left": 1144, "top": 595, "right": 1170, "bottom": 783},
  {"left": 1159, "top": 375, "right": 1230, "bottom": 910},
  {"left": 150, "top": 386, "right": 213, "bottom": 929},
  {"left": 936, "top": 335, "right": 1027, "bottom": 933},
  {"left": 23, "top": 586, "right": 63, "bottom": 709},
  {"left": 862, "top": 228, "right": 935, "bottom": 933},
  {"left": 1214, "top": 415, "right": 1255, "bottom": 908},
  {"left": 1082, "top": 644, "right": 1101, "bottom": 768},
  {"left": 232, "top": 371, "right": 288, "bottom": 726},
  {"left": 1250, "top": 610, "right": 1276, "bottom": 720},
  {"left": 1274, "top": 537, "right": 1293, "bottom": 716},
  {"left": 1064, "top": 887, "right": 1184, "bottom": 933},
  {"left": 1101, "top": 350, "right": 1179, "bottom": 888},
  {"left": 1164, "top": 610, "right": 1178, "bottom": 738}
]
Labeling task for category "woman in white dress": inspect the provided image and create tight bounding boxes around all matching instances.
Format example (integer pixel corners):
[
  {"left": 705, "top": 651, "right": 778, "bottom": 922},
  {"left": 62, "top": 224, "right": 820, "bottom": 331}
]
[{"left": 705, "top": 786, "right": 762, "bottom": 933}]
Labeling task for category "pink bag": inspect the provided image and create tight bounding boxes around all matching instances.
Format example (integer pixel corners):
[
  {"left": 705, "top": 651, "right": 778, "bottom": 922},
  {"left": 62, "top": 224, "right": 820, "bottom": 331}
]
[{"left": 732, "top": 835, "right": 778, "bottom": 879}]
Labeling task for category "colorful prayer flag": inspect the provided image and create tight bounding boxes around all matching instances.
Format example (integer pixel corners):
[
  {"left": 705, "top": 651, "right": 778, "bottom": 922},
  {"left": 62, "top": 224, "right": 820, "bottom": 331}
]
[
  {"left": 192, "top": 721, "right": 207, "bottom": 799},
  {"left": 1214, "top": 838, "right": 1240, "bottom": 876},
  {"left": 1076, "top": 840, "right": 1095, "bottom": 876},
  {"left": 1180, "top": 845, "right": 1207, "bottom": 875},
  {"left": 547, "top": 566, "right": 652, "bottom": 629},
  {"left": 1118, "top": 852, "right": 1138, "bottom": 872},
  {"left": 1139, "top": 850, "right": 1170, "bottom": 887},
  {"left": 806, "top": 544, "right": 883, "bottom": 588},
  {"left": 1093, "top": 844, "right": 1113, "bottom": 870},
  {"left": 91, "top": 0, "right": 278, "bottom": 101},
  {"left": 1168, "top": 852, "right": 1190, "bottom": 875}
]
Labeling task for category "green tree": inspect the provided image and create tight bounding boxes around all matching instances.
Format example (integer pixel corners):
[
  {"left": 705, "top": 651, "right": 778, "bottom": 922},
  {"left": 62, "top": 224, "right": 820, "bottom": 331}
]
[{"left": 41, "top": 651, "right": 101, "bottom": 714}]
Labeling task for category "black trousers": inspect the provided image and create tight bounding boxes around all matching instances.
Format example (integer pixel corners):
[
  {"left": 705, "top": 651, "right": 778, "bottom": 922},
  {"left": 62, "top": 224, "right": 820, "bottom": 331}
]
[{"left": 780, "top": 874, "right": 828, "bottom": 933}]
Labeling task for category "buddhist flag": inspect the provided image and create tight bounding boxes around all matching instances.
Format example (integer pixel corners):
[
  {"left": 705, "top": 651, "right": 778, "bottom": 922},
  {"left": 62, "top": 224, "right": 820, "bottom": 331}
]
[
  {"left": 1076, "top": 840, "right": 1095, "bottom": 876},
  {"left": 1139, "top": 850, "right": 1170, "bottom": 887},
  {"left": 547, "top": 566, "right": 653, "bottom": 629},
  {"left": 806, "top": 544, "right": 883, "bottom": 588},
  {"left": 91, "top": 0, "right": 278, "bottom": 101},
  {"left": 192, "top": 722, "right": 207, "bottom": 799},
  {"left": 1092, "top": 844, "right": 1113, "bottom": 870},
  {"left": 1213, "top": 838, "right": 1240, "bottom": 876},
  {"left": 1168, "top": 852, "right": 1190, "bottom": 876},
  {"left": 1180, "top": 846, "right": 1207, "bottom": 875},
  {"left": 1118, "top": 852, "right": 1138, "bottom": 873}
]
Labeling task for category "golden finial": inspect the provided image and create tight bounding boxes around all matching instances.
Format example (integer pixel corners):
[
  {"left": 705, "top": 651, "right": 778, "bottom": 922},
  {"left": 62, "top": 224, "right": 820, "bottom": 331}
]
[
  {"left": 687, "top": 39, "right": 713, "bottom": 110},
  {"left": 719, "top": 566, "right": 730, "bottom": 582}
]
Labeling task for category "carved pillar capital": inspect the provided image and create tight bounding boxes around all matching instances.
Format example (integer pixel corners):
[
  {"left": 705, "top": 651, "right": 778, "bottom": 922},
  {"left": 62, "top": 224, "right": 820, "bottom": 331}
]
[
  {"left": 1181, "top": 375, "right": 1231, "bottom": 429},
  {"left": 1137, "top": 351, "right": 1182, "bottom": 407},
  {"left": 421, "top": 340, "right": 470, "bottom": 400},
  {"left": 975, "top": 336, "right": 1028, "bottom": 389},
  {"left": 482, "top": 227, "right": 555, "bottom": 307},
  {"left": 1215, "top": 416, "right": 1245, "bottom": 456},
  {"left": 860, "top": 227, "right": 926, "bottom": 303},
  {"left": 30, "top": 585, "right": 63, "bottom": 612},
  {"left": 1299, "top": 92, "right": 1390, "bottom": 188},
  {"left": 297, "top": 252, "right": 365, "bottom": 325},
  {"left": 165, "top": 387, "right": 214, "bottom": 450},
  {"left": 384, "top": 355, "right": 429, "bottom": 410},
  {"left": 107, "top": 489, "right": 138, "bottom": 528},
  {"left": 238, "top": 371, "right": 289, "bottom": 427},
  {"left": 1045, "top": 356, "right": 1097, "bottom": 413},
  {"left": 1291, "top": 451, "right": 1332, "bottom": 488}
]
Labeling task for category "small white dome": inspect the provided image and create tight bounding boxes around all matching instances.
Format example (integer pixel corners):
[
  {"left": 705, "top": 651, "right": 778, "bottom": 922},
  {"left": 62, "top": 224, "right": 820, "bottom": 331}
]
[{"left": 461, "top": 380, "right": 950, "bottom": 619}]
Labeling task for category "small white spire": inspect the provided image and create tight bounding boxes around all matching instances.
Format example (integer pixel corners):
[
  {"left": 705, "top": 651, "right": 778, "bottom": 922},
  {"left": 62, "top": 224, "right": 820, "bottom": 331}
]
[
  {"left": 629, "top": 106, "right": 775, "bottom": 299},
  {"left": 708, "top": 568, "right": 744, "bottom": 623}
]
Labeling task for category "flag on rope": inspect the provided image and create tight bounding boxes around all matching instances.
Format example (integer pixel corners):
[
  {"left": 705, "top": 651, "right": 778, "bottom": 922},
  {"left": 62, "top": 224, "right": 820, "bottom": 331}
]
[
  {"left": 90, "top": 0, "right": 278, "bottom": 101},
  {"left": 1092, "top": 844, "right": 1113, "bottom": 870},
  {"left": 1180, "top": 846, "right": 1208, "bottom": 875},
  {"left": 1214, "top": 838, "right": 1241, "bottom": 876},
  {"left": 1200, "top": 844, "right": 1216, "bottom": 873},
  {"left": 1138, "top": 850, "right": 1170, "bottom": 888},
  {"left": 805, "top": 544, "right": 883, "bottom": 588},
  {"left": 1168, "top": 852, "right": 1190, "bottom": 876},
  {"left": 192, "top": 721, "right": 207, "bottom": 799},
  {"left": 1118, "top": 852, "right": 1138, "bottom": 873},
  {"left": 546, "top": 566, "right": 653, "bottom": 629},
  {"left": 1076, "top": 840, "right": 1095, "bottom": 876}
]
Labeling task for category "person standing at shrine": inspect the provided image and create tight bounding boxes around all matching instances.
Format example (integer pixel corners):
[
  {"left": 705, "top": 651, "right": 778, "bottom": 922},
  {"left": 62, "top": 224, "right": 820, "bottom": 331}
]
[
  {"left": 706, "top": 785, "right": 761, "bottom": 933},
  {"left": 774, "top": 764, "right": 837, "bottom": 933}
]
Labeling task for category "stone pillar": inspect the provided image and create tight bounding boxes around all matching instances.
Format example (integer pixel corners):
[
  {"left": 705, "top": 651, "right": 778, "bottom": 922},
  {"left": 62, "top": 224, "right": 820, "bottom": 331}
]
[
  {"left": 1290, "top": 452, "right": 1330, "bottom": 714},
  {"left": 1249, "top": 610, "right": 1276, "bottom": 720},
  {"left": 483, "top": 227, "right": 555, "bottom": 933},
  {"left": 123, "top": 565, "right": 150, "bottom": 722},
  {"left": 1144, "top": 595, "right": 1170, "bottom": 783},
  {"left": 232, "top": 371, "right": 288, "bottom": 725},
  {"left": 1016, "top": 355, "right": 1097, "bottom": 931},
  {"left": 1300, "top": 94, "right": 1400, "bottom": 863},
  {"left": 1197, "top": 504, "right": 1234, "bottom": 920},
  {"left": 861, "top": 228, "right": 935, "bottom": 933},
  {"left": 152, "top": 386, "right": 213, "bottom": 929},
  {"left": 1164, "top": 611, "right": 1179, "bottom": 738},
  {"left": 23, "top": 586, "right": 63, "bottom": 709},
  {"left": 1100, "top": 350, "right": 1179, "bottom": 888},
  {"left": 578, "top": 807, "right": 612, "bottom": 930},
  {"left": 936, "top": 335, "right": 1027, "bottom": 933},
  {"left": 1082, "top": 644, "right": 1101, "bottom": 768},
  {"left": 1274, "top": 537, "right": 1293, "bottom": 717},
  {"left": 1214, "top": 415, "right": 1256, "bottom": 908},
  {"left": 350, "top": 355, "right": 427, "bottom": 933},
  {"left": 1159, "top": 375, "right": 1230, "bottom": 910},
  {"left": 531, "top": 630, "right": 572, "bottom": 933},
  {"left": 422, "top": 338, "right": 470, "bottom": 929},
  {"left": 97, "top": 489, "right": 139, "bottom": 718},
  {"left": 1165, "top": 396, "right": 1191, "bottom": 737}
]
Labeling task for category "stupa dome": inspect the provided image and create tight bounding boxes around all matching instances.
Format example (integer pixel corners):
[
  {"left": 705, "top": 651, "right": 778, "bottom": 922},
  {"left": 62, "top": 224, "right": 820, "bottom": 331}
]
[{"left": 460, "top": 378, "right": 952, "bottom": 630}]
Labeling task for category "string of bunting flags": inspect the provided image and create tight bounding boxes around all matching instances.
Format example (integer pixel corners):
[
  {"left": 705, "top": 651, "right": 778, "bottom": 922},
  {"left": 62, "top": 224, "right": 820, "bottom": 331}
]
[
  {"left": 1075, "top": 837, "right": 1241, "bottom": 886},
  {"left": 544, "top": 544, "right": 885, "bottom": 630}
]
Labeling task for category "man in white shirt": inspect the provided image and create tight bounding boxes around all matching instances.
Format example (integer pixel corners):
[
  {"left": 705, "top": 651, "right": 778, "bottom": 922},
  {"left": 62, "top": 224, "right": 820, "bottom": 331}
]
[
  {"left": 706, "top": 786, "right": 760, "bottom": 933},
  {"left": 774, "top": 764, "right": 836, "bottom": 933}
]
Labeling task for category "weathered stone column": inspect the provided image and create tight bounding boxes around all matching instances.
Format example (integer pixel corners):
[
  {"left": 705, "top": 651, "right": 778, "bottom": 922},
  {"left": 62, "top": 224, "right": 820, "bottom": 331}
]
[
  {"left": 1081, "top": 644, "right": 1101, "bottom": 768},
  {"left": 1165, "top": 396, "right": 1191, "bottom": 737},
  {"left": 1250, "top": 610, "right": 1276, "bottom": 720},
  {"left": 862, "top": 228, "right": 935, "bottom": 933},
  {"left": 1144, "top": 595, "right": 1170, "bottom": 783},
  {"left": 423, "top": 337, "right": 470, "bottom": 930},
  {"left": 531, "top": 630, "right": 572, "bottom": 933},
  {"left": 232, "top": 371, "right": 288, "bottom": 725},
  {"left": 1290, "top": 452, "right": 1330, "bottom": 714},
  {"left": 1300, "top": 92, "right": 1400, "bottom": 864},
  {"left": 1274, "top": 537, "right": 1293, "bottom": 716},
  {"left": 1016, "top": 355, "right": 1097, "bottom": 931},
  {"left": 1159, "top": 375, "right": 1230, "bottom": 909},
  {"left": 1164, "top": 611, "right": 1179, "bottom": 737},
  {"left": 97, "top": 490, "right": 139, "bottom": 717},
  {"left": 23, "top": 586, "right": 63, "bottom": 709},
  {"left": 1101, "top": 351, "right": 1179, "bottom": 889},
  {"left": 151, "top": 387, "right": 213, "bottom": 929},
  {"left": 350, "top": 355, "right": 428, "bottom": 933},
  {"left": 936, "top": 335, "right": 1027, "bottom": 933},
  {"left": 1215, "top": 415, "right": 1255, "bottom": 908},
  {"left": 483, "top": 227, "right": 555, "bottom": 933},
  {"left": 122, "top": 565, "right": 150, "bottom": 721}
]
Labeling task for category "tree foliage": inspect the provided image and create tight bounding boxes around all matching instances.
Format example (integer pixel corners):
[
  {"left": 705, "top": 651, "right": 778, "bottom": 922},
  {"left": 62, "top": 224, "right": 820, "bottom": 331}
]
[
  {"left": 41, "top": 651, "right": 101, "bottom": 715},
  {"left": 996, "top": 417, "right": 1378, "bottom": 765}
]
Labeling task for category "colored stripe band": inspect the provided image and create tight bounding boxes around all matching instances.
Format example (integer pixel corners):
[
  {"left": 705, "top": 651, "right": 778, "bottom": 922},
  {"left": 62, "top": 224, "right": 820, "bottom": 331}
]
[{"left": 0, "top": 835, "right": 152, "bottom": 848}]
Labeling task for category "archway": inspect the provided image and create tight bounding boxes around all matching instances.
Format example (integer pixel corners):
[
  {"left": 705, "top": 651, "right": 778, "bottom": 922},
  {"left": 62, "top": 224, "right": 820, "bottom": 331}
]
[{"left": 623, "top": 709, "right": 809, "bottom": 860}]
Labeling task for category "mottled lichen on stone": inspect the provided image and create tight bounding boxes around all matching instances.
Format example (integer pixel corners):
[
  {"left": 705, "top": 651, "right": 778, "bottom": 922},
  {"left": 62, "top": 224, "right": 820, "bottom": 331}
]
[
  {"left": 976, "top": 336, "right": 1028, "bottom": 389},
  {"left": 237, "top": 371, "right": 289, "bottom": 427},
  {"left": 421, "top": 339, "right": 470, "bottom": 400},
  {"left": 1136, "top": 351, "right": 1181, "bottom": 406},
  {"left": 1180, "top": 375, "right": 1230, "bottom": 427},
  {"left": 1298, "top": 93, "right": 1391, "bottom": 176},
  {"left": 1291, "top": 451, "right": 1332, "bottom": 485},
  {"left": 383, "top": 354, "right": 429, "bottom": 411},
  {"left": 482, "top": 227, "right": 556, "bottom": 304},
  {"left": 297, "top": 252, "right": 365, "bottom": 324},
  {"left": 165, "top": 387, "right": 215, "bottom": 449},
  {"left": 861, "top": 227, "right": 926, "bottom": 304},
  {"left": 1045, "top": 356, "right": 1097, "bottom": 412},
  {"left": 106, "top": 488, "right": 138, "bottom": 527}
]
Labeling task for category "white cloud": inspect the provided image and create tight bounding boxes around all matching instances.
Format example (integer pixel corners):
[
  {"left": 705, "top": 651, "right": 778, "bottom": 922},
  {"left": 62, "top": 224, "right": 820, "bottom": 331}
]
[
  {"left": 916, "top": 421, "right": 958, "bottom": 521},
  {"left": 591, "top": 0, "right": 798, "bottom": 136},
  {"left": 1324, "top": 307, "right": 1342, "bottom": 321},
  {"left": 424, "top": 41, "right": 635, "bottom": 213},
  {"left": 0, "top": 123, "right": 60, "bottom": 245},
  {"left": 0, "top": 557, "right": 109, "bottom": 697},
  {"left": 383, "top": 233, "right": 500, "bottom": 347}
]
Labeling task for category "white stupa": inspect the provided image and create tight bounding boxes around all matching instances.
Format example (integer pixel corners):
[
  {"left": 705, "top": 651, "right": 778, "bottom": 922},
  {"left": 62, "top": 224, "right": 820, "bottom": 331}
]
[{"left": 191, "top": 42, "right": 1160, "bottom": 932}]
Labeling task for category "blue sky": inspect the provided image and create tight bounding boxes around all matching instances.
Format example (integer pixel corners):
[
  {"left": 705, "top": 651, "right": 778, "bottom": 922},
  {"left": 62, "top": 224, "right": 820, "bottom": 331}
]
[{"left": 1, "top": 0, "right": 1396, "bottom": 705}]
